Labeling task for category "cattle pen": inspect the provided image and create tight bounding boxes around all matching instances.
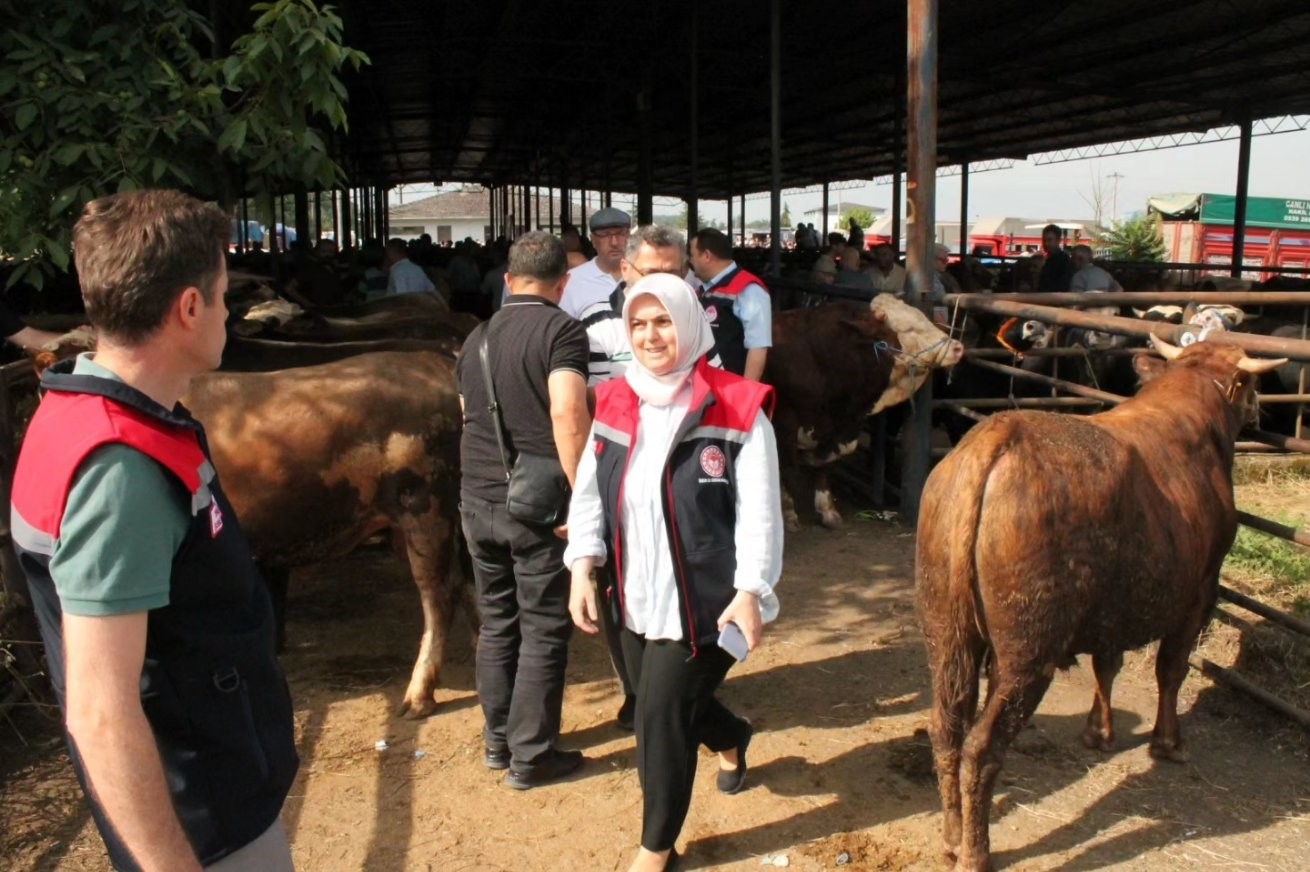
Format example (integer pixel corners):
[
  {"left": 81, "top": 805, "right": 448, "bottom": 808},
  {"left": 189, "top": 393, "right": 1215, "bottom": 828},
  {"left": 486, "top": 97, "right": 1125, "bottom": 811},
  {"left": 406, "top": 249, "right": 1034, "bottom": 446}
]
[{"left": 935, "top": 288, "right": 1310, "bottom": 730}]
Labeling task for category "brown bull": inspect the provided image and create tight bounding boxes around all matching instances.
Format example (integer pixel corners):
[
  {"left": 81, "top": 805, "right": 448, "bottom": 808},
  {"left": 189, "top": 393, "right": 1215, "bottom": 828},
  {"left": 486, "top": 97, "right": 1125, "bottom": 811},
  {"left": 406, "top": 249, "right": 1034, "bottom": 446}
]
[
  {"left": 184, "top": 351, "right": 464, "bottom": 718},
  {"left": 915, "top": 337, "right": 1286, "bottom": 872}
]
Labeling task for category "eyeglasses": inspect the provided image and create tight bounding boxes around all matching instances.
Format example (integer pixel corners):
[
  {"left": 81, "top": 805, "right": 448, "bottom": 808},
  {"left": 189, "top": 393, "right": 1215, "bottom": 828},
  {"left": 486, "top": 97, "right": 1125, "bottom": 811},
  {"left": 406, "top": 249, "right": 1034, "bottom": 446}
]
[
  {"left": 592, "top": 228, "right": 630, "bottom": 240},
  {"left": 625, "top": 260, "right": 685, "bottom": 279}
]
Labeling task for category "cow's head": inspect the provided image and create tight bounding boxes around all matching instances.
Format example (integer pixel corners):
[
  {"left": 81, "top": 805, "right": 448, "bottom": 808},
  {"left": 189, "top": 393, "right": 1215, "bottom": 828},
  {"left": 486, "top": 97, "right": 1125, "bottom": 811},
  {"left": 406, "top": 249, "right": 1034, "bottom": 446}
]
[
  {"left": 869, "top": 294, "right": 965, "bottom": 413},
  {"left": 1135, "top": 334, "right": 1286, "bottom": 424},
  {"left": 31, "top": 327, "right": 97, "bottom": 376}
]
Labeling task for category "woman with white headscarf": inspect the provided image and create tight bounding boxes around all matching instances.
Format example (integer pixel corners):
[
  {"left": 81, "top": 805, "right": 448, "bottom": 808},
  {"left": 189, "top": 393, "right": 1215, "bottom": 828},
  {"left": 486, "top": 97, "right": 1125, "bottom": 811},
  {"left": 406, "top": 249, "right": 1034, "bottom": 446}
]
[{"left": 564, "top": 274, "right": 784, "bottom": 872}]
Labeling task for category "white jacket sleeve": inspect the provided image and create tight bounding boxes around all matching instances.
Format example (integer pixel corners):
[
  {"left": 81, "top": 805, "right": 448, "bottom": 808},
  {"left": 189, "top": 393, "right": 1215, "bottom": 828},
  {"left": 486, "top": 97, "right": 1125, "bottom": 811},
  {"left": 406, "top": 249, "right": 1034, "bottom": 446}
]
[
  {"left": 562, "top": 425, "right": 608, "bottom": 570},
  {"left": 732, "top": 409, "right": 784, "bottom": 623}
]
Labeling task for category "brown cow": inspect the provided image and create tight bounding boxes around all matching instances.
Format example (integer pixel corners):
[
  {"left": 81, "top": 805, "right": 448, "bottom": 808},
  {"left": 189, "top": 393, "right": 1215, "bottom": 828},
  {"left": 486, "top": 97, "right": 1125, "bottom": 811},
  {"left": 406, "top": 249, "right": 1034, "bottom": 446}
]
[
  {"left": 183, "top": 352, "right": 464, "bottom": 718},
  {"left": 767, "top": 296, "right": 963, "bottom": 529},
  {"left": 915, "top": 337, "right": 1286, "bottom": 872}
]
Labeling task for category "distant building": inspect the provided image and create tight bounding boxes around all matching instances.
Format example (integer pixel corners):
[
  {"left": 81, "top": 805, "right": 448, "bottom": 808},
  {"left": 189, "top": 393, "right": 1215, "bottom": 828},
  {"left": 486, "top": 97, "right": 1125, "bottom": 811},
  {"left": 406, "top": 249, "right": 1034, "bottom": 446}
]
[
  {"left": 802, "top": 200, "right": 885, "bottom": 230},
  {"left": 388, "top": 184, "right": 590, "bottom": 243}
]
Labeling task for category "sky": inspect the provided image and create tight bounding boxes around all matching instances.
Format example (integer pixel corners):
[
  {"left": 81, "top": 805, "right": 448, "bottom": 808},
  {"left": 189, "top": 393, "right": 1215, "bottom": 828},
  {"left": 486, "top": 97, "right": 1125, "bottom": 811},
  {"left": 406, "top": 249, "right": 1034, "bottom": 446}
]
[{"left": 393, "top": 124, "right": 1310, "bottom": 230}]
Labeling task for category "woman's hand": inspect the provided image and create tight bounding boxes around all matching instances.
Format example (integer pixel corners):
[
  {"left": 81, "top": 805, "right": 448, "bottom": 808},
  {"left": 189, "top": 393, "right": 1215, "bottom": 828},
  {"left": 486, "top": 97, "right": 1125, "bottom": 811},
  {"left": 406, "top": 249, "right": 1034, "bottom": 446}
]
[
  {"left": 717, "top": 591, "right": 764, "bottom": 651},
  {"left": 569, "top": 560, "right": 600, "bottom": 635}
]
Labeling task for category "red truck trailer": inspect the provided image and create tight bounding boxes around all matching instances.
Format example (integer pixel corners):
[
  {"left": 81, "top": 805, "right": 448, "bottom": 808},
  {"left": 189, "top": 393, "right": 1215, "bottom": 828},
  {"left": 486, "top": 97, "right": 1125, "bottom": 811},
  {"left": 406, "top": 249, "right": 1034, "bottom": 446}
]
[{"left": 1148, "top": 193, "right": 1310, "bottom": 279}]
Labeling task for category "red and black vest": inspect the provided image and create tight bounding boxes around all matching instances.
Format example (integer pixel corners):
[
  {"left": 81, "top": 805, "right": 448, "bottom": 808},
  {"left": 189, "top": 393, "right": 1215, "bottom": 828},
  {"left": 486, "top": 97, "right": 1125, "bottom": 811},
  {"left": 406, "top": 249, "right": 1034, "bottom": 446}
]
[
  {"left": 10, "top": 362, "right": 297, "bottom": 870},
  {"left": 592, "top": 359, "right": 775, "bottom": 653},
  {"left": 698, "top": 266, "right": 768, "bottom": 375}
]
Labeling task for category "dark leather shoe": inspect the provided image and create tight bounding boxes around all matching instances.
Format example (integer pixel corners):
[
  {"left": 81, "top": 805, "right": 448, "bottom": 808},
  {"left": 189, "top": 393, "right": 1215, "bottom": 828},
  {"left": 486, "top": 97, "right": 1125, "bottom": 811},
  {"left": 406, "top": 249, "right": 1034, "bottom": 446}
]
[
  {"left": 716, "top": 722, "right": 753, "bottom": 794},
  {"left": 616, "top": 694, "right": 636, "bottom": 731},
  {"left": 504, "top": 748, "right": 584, "bottom": 790},
  {"left": 484, "top": 747, "right": 510, "bottom": 770},
  {"left": 665, "top": 848, "right": 682, "bottom": 870}
]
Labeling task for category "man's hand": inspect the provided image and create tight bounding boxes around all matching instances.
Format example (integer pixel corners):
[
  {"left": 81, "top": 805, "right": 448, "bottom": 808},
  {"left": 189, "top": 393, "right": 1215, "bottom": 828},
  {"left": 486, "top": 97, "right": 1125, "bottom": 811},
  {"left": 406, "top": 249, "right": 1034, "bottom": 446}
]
[
  {"left": 717, "top": 591, "right": 764, "bottom": 651},
  {"left": 569, "top": 560, "right": 600, "bottom": 635}
]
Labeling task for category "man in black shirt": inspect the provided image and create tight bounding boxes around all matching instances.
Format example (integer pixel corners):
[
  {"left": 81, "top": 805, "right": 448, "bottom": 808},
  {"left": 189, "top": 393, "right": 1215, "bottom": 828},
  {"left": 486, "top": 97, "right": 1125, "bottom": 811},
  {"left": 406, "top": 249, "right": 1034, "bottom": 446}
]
[
  {"left": 1037, "top": 223, "right": 1075, "bottom": 292},
  {"left": 457, "top": 231, "right": 591, "bottom": 789}
]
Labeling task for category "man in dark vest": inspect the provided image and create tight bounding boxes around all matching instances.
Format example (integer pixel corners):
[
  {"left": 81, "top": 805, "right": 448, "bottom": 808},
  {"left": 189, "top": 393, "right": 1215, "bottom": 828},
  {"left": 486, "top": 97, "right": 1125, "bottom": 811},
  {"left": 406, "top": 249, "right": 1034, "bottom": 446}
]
[
  {"left": 688, "top": 228, "right": 772, "bottom": 381},
  {"left": 11, "top": 190, "right": 298, "bottom": 871}
]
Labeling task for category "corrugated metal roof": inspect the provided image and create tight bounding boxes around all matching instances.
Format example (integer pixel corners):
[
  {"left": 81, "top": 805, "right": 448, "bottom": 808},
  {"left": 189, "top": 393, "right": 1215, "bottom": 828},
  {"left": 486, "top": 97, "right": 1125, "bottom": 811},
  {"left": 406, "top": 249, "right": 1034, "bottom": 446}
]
[{"left": 329, "top": 0, "right": 1310, "bottom": 197}]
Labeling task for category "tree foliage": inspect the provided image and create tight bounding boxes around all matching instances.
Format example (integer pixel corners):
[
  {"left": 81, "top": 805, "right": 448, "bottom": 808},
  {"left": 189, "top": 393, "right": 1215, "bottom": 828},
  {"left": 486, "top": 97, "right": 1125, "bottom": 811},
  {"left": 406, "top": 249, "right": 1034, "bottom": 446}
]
[
  {"left": 839, "top": 206, "right": 876, "bottom": 232},
  {"left": 1104, "top": 214, "right": 1167, "bottom": 262},
  {"left": 0, "top": 0, "right": 368, "bottom": 288}
]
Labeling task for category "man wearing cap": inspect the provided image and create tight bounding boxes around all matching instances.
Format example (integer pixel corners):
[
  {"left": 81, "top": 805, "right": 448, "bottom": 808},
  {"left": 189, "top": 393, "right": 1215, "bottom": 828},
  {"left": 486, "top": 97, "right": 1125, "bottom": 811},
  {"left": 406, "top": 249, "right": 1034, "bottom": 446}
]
[
  {"left": 559, "top": 208, "right": 631, "bottom": 319},
  {"left": 688, "top": 228, "right": 772, "bottom": 381}
]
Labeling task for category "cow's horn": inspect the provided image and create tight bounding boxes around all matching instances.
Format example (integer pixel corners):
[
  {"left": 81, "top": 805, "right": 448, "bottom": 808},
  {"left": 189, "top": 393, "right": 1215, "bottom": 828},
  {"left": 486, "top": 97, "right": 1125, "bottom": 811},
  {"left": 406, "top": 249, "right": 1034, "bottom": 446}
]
[
  {"left": 1148, "top": 333, "right": 1183, "bottom": 360},
  {"left": 1237, "top": 356, "right": 1288, "bottom": 375}
]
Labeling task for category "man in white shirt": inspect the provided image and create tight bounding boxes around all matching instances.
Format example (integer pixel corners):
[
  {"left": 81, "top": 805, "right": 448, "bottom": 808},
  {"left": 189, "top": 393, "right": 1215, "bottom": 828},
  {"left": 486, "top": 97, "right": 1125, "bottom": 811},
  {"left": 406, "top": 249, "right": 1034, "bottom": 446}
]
[
  {"left": 560, "top": 208, "right": 630, "bottom": 318},
  {"left": 384, "top": 238, "right": 436, "bottom": 295},
  {"left": 1070, "top": 244, "right": 1124, "bottom": 293},
  {"left": 867, "top": 243, "right": 907, "bottom": 295},
  {"left": 688, "top": 228, "right": 772, "bottom": 381}
]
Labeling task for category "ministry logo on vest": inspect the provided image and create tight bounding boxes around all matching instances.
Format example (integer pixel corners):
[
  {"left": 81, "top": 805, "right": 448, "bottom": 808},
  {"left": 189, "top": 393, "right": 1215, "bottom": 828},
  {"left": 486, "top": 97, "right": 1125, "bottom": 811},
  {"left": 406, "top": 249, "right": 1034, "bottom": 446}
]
[
  {"left": 704, "top": 304, "right": 719, "bottom": 324},
  {"left": 210, "top": 501, "right": 224, "bottom": 538},
  {"left": 699, "top": 445, "right": 727, "bottom": 479}
]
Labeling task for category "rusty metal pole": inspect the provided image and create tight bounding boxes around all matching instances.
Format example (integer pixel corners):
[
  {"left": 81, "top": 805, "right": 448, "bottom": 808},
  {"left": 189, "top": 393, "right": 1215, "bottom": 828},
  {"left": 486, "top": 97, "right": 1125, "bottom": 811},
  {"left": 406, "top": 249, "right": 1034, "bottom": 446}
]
[
  {"left": 768, "top": 0, "right": 782, "bottom": 275},
  {"left": 901, "top": 0, "right": 938, "bottom": 524},
  {"left": 1232, "top": 115, "right": 1252, "bottom": 278}
]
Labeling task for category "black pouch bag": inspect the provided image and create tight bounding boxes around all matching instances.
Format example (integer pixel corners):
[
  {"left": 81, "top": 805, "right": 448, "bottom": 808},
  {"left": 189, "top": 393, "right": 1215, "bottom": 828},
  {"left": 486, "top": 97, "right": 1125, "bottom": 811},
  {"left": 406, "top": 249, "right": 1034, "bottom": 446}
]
[{"left": 479, "top": 334, "right": 571, "bottom": 526}]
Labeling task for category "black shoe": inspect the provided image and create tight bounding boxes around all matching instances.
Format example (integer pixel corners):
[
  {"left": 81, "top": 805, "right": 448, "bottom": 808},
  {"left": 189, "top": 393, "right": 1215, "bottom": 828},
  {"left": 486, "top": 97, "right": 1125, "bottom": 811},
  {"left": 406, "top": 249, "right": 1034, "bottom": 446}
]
[
  {"left": 504, "top": 748, "right": 584, "bottom": 790},
  {"left": 484, "top": 747, "right": 510, "bottom": 770},
  {"left": 716, "top": 722, "right": 753, "bottom": 795},
  {"left": 616, "top": 695, "right": 636, "bottom": 731},
  {"left": 665, "top": 848, "right": 681, "bottom": 870}
]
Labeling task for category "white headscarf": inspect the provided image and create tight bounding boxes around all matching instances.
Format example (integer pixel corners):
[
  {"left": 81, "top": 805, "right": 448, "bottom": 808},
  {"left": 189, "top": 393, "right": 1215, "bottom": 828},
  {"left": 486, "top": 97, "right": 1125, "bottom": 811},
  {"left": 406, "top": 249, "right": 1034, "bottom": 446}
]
[{"left": 621, "top": 273, "right": 716, "bottom": 406}]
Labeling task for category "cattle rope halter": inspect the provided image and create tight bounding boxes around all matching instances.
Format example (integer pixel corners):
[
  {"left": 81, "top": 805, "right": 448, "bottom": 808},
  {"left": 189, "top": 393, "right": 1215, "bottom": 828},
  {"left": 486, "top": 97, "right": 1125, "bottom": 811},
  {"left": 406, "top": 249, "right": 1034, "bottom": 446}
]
[{"left": 872, "top": 336, "right": 955, "bottom": 412}]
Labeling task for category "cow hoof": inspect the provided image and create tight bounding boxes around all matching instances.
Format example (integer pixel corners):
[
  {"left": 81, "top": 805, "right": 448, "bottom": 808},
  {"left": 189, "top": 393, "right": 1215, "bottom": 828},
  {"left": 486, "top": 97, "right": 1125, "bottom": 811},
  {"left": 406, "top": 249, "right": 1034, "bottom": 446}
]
[
  {"left": 819, "top": 511, "right": 843, "bottom": 530},
  {"left": 1081, "top": 726, "right": 1115, "bottom": 752},
  {"left": 951, "top": 856, "right": 994, "bottom": 872},
  {"left": 397, "top": 697, "right": 438, "bottom": 720},
  {"left": 1148, "top": 738, "right": 1188, "bottom": 763},
  {"left": 784, "top": 513, "right": 801, "bottom": 533}
]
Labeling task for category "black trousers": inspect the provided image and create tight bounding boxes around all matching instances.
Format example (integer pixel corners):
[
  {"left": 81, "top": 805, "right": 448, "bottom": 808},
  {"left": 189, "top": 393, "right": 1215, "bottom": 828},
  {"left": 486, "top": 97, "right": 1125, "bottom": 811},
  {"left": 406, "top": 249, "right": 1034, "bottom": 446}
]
[
  {"left": 620, "top": 628, "right": 749, "bottom": 852},
  {"left": 597, "top": 563, "right": 633, "bottom": 697},
  {"left": 461, "top": 496, "right": 573, "bottom": 771}
]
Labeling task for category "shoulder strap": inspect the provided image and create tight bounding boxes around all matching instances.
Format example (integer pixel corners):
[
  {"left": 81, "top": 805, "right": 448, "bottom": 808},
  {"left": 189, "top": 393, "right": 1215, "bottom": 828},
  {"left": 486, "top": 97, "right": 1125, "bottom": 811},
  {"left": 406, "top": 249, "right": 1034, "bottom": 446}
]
[{"left": 478, "top": 331, "right": 514, "bottom": 482}]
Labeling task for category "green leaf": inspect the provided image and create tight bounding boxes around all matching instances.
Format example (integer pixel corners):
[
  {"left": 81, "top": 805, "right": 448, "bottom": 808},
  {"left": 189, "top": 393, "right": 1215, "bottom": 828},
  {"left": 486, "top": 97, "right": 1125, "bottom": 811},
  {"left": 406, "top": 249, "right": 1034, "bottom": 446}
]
[
  {"left": 52, "top": 143, "right": 83, "bottom": 166},
  {"left": 152, "top": 157, "right": 167, "bottom": 180},
  {"left": 0, "top": 150, "right": 11, "bottom": 174},
  {"left": 117, "top": 175, "right": 138, "bottom": 193},
  {"left": 217, "top": 118, "right": 248, "bottom": 153},
  {"left": 49, "top": 187, "right": 79, "bottom": 218},
  {"left": 5, "top": 264, "right": 29, "bottom": 291},
  {"left": 45, "top": 237, "right": 70, "bottom": 272},
  {"left": 15, "top": 102, "right": 38, "bottom": 131},
  {"left": 0, "top": 70, "right": 17, "bottom": 96}
]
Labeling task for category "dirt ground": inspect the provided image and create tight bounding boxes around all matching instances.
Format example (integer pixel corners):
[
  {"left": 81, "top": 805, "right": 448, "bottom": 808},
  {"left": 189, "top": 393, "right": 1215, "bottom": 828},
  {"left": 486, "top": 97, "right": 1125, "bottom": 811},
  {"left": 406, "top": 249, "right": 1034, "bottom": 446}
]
[{"left": 4, "top": 492, "right": 1310, "bottom": 871}]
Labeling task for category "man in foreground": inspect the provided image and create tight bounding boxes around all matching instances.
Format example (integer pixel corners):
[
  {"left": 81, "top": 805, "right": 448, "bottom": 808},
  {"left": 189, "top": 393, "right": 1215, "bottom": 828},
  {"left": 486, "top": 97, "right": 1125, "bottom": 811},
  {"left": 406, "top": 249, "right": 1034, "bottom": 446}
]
[{"left": 11, "top": 189, "right": 299, "bottom": 870}]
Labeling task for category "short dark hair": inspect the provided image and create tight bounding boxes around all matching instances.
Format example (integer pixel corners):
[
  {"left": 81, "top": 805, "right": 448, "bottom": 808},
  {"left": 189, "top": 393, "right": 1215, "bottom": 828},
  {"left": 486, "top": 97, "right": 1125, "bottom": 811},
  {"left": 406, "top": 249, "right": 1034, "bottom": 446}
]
[
  {"left": 507, "top": 231, "right": 567, "bottom": 281},
  {"left": 385, "top": 237, "right": 409, "bottom": 256},
  {"left": 692, "top": 228, "right": 732, "bottom": 260},
  {"left": 1042, "top": 223, "right": 1062, "bottom": 239},
  {"left": 72, "top": 189, "right": 228, "bottom": 344}
]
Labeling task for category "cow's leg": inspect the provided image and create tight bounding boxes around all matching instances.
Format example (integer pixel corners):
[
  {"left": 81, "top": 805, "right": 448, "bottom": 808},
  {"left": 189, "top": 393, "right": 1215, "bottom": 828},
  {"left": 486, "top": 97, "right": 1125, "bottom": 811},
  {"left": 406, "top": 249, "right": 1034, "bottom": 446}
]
[
  {"left": 780, "top": 489, "right": 801, "bottom": 533},
  {"left": 395, "top": 505, "right": 460, "bottom": 719},
  {"left": 926, "top": 631, "right": 985, "bottom": 864},
  {"left": 813, "top": 468, "right": 842, "bottom": 529},
  {"left": 957, "top": 662, "right": 1052, "bottom": 872},
  {"left": 1149, "top": 591, "right": 1213, "bottom": 762},
  {"left": 1082, "top": 651, "right": 1123, "bottom": 751}
]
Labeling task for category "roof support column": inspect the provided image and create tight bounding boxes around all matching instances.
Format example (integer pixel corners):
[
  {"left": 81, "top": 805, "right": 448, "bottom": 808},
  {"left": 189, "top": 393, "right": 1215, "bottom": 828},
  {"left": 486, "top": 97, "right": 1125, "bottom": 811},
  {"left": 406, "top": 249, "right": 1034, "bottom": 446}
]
[
  {"left": 339, "top": 187, "right": 352, "bottom": 251},
  {"left": 637, "top": 73, "right": 654, "bottom": 225},
  {"left": 892, "top": 80, "right": 904, "bottom": 254},
  {"left": 740, "top": 195, "right": 745, "bottom": 248},
  {"left": 1232, "top": 115, "right": 1253, "bottom": 279},
  {"left": 378, "top": 186, "right": 388, "bottom": 241},
  {"left": 489, "top": 185, "right": 498, "bottom": 241},
  {"left": 293, "top": 187, "right": 309, "bottom": 246},
  {"left": 768, "top": 0, "right": 782, "bottom": 275},
  {"left": 688, "top": 0, "right": 700, "bottom": 238},
  {"left": 821, "top": 182, "right": 829, "bottom": 240},
  {"left": 901, "top": 0, "right": 939, "bottom": 524},
  {"left": 959, "top": 159, "right": 969, "bottom": 256},
  {"left": 534, "top": 185, "right": 541, "bottom": 231},
  {"left": 313, "top": 190, "right": 322, "bottom": 242}
]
